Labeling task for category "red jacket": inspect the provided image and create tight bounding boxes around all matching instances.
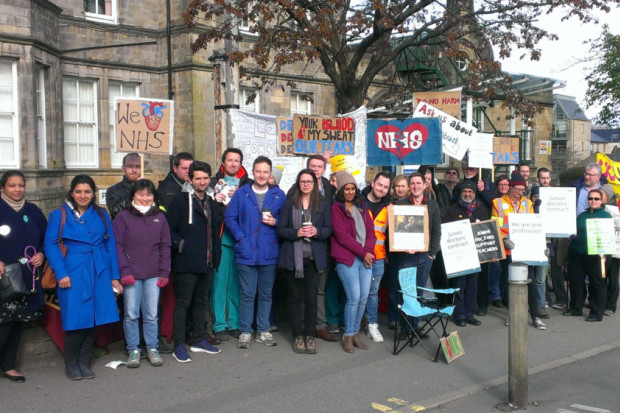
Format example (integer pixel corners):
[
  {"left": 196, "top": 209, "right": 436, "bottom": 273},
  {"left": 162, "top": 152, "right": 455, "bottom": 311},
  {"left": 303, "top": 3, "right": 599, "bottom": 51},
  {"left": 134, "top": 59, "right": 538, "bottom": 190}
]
[{"left": 330, "top": 202, "right": 376, "bottom": 266}]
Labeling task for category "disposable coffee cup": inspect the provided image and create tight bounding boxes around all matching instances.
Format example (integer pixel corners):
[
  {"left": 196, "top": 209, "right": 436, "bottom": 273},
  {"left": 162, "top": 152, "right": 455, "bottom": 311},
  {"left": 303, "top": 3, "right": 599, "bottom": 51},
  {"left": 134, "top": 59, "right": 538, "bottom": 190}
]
[
  {"left": 262, "top": 209, "right": 271, "bottom": 219},
  {"left": 302, "top": 222, "right": 312, "bottom": 242}
]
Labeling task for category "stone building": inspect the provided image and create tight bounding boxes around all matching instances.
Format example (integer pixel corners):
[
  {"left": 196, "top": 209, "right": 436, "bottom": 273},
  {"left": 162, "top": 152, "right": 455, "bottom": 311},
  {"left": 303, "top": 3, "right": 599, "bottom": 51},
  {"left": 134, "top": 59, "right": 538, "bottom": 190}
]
[
  {"left": 591, "top": 128, "right": 620, "bottom": 155},
  {"left": 551, "top": 94, "right": 591, "bottom": 171}
]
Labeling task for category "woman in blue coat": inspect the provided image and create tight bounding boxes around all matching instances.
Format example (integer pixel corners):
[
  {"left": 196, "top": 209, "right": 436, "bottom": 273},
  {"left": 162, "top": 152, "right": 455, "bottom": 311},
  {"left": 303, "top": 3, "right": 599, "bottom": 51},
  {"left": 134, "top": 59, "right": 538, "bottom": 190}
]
[{"left": 44, "top": 175, "right": 123, "bottom": 380}]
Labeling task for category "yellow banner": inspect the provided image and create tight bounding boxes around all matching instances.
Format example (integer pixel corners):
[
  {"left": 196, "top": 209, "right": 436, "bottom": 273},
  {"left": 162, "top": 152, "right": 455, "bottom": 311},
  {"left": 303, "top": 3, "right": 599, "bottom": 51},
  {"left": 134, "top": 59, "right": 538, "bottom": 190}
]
[{"left": 596, "top": 153, "right": 620, "bottom": 196}]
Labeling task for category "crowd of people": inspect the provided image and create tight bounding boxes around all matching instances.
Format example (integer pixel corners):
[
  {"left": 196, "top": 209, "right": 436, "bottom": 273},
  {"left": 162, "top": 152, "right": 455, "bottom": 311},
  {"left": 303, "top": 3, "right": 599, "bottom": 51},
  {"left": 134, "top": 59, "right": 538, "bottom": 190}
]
[{"left": 0, "top": 150, "right": 618, "bottom": 382}]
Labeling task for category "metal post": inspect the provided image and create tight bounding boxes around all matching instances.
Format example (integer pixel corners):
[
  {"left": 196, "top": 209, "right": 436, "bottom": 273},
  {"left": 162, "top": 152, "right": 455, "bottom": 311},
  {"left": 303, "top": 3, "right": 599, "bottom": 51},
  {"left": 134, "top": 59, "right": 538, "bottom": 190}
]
[{"left": 507, "top": 263, "right": 528, "bottom": 410}]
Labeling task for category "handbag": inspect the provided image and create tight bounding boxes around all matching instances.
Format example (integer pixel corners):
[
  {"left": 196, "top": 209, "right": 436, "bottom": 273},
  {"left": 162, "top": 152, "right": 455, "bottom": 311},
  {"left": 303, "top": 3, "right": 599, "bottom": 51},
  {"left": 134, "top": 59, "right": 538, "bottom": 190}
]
[
  {"left": 0, "top": 262, "right": 29, "bottom": 301},
  {"left": 41, "top": 208, "right": 67, "bottom": 289}
]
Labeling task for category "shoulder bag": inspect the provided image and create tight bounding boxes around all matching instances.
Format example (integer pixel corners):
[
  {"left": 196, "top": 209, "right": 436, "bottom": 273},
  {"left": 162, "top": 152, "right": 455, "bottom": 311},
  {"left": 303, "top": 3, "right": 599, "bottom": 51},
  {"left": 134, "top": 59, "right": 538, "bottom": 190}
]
[
  {"left": 41, "top": 208, "right": 67, "bottom": 289},
  {"left": 0, "top": 262, "right": 29, "bottom": 302}
]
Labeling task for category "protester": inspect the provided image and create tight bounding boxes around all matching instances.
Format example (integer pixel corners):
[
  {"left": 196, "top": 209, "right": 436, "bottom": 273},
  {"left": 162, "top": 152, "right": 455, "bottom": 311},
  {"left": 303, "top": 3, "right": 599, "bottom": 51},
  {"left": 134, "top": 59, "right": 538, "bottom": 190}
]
[
  {"left": 571, "top": 163, "right": 606, "bottom": 216},
  {"left": 106, "top": 153, "right": 142, "bottom": 220},
  {"left": 0, "top": 171, "right": 47, "bottom": 383},
  {"left": 486, "top": 174, "right": 510, "bottom": 314},
  {"left": 436, "top": 167, "right": 459, "bottom": 216},
  {"left": 600, "top": 184, "right": 619, "bottom": 316},
  {"left": 157, "top": 152, "right": 194, "bottom": 211},
  {"left": 44, "top": 175, "right": 123, "bottom": 379},
  {"left": 113, "top": 179, "right": 171, "bottom": 367},
  {"left": 277, "top": 169, "right": 331, "bottom": 354},
  {"left": 330, "top": 172, "right": 376, "bottom": 353},
  {"left": 517, "top": 162, "right": 533, "bottom": 197}
]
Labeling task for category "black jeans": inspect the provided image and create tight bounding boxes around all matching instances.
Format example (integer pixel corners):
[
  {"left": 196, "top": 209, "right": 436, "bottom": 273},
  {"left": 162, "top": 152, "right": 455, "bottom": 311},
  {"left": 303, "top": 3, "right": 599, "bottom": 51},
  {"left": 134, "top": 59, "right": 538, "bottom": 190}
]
[
  {"left": 607, "top": 258, "right": 620, "bottom": 312},
  {"left": 0, "top": 321, "right": 21, "bottom": 372},
  {"left": 550, "top": 238, "right": 568, "bottom": 305},
  {"left": 286, "top": 259, "right": 320, "bottom": 337},
  {"left": 567, "top": 250, "right": 607, "bottom": 318},
  {"left": 500, "top": 257, "right": 540, "bottom": 321},
  {"left": 173, "top": 270, "right": 212, "bottom": 345}
]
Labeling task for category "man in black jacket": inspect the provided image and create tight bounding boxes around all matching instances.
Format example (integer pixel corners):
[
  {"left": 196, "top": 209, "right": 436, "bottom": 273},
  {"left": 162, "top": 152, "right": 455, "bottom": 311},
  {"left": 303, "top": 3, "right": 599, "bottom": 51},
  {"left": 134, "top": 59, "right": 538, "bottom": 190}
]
[
  {"left": 106, "top": 153, "right": 141, "bottom": 219},
  {"left": 157, "top": 152, "right": 194, "bottom": 211},
  {"left": 167, "top": 161, "right": 222, "bottom": 363}
]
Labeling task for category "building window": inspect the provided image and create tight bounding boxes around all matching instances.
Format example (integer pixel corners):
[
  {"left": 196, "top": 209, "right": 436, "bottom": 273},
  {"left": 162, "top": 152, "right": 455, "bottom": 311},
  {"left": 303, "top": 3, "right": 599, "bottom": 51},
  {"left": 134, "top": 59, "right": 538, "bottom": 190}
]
[
  {"left": 63, "top": 78, "right": 98, "bottom": 168},
  {"left": 289, "top": 92, "right": 312, "bottom": 115},
  {"left": 0, "top": 60, "right": 19, "bottom": 169},
  {"left": 109, "top": 81, "right": 139, "bottom": 167},
  {"left": 239, "top": 1, "right": 256, "bottom": 33},
  {"left": 84, "top": 0, "right": 117, "bottom": 24},
  {"left": 36, "top": 68, "right": 47, "bottom": 168},
  {"left": 240, "top": 88, "right": 260, "bottom": 113}
]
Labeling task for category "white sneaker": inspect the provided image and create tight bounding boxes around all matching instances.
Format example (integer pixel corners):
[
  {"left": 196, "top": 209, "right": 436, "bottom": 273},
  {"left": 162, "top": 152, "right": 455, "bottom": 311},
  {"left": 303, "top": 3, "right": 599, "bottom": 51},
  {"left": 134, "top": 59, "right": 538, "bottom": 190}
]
[
  {"left": 237, "top": 333, "right": 251, "bottom": 349},
  {"left": 255, "top": 331, "right": 277, "bottom": 347},
  {"left": 367, "top": 323, "right": 384, "bottom": 342},
  {"left": 533, "top": 317, "right": 547, "bottom": 330}
]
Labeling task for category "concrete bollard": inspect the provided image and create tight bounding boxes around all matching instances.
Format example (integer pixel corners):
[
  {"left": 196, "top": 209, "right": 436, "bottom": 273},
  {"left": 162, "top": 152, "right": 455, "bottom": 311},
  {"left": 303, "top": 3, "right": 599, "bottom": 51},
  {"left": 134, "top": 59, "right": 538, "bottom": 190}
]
[{"left": 508, "top": 262, "right": 528, "bottom": 410}]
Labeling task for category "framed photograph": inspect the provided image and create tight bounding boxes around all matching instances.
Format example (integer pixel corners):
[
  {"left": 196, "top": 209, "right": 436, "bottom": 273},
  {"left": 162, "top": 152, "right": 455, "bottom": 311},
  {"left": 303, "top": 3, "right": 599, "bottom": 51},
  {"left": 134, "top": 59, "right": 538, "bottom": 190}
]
[{"left": 388, "top": 204, "right": 429, "bottom": 252}]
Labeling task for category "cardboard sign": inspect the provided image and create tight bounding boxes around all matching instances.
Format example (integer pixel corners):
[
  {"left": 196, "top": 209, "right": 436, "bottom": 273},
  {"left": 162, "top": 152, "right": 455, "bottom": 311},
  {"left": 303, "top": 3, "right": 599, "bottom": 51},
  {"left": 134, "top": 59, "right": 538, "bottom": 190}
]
[
  {"left": 492, "top": 136, "right": 520, "bottom": 164},
  {"left": 471, "top": 219, "right": 506, "bottom": 263},
  {"left": 388, "top": 204, "right": 429, "bottom": 252},
  {"left": 539, "top": 187, "right": 577, "bottom": 237},
  {"left": 366, "top": 118, "right": 442, "bottom": 166},
  {"left": 586, "top": 218, "right": 616, "bottom": 255},
  {"left": 467, "top": 133, "right": 494, "bottom": 169},
  {"left": 440, "top": 219, "right": 481, "bottom": 278},
  {"left": 413, "top": 102, "right": 475, "bottom": 161},
  {"left": 276, "top": 117, "right": 295, "bottom": 156},
  {"left": 441, "top": 330, "right": 464, "bottom": 363},
  {"left": 115, "top": 98, "right": 173, "bottom": 154},
  {"left": 413, "top": 89, "right": 462, "bottom": 119},
  {"left": 605, "top": 205, "right": 620, "bottom": 258},
  {"left": 508, "top": 213, "right": 548, "bottom": 265},
  {"left": 292, "top": 114, "right": 355, "bottom": 156}
]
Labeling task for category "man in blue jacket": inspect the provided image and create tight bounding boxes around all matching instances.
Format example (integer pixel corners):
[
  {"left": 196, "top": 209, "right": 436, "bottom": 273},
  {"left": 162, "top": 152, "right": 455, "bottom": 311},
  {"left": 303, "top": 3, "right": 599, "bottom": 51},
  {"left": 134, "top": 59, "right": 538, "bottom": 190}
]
[{"left": 224, "top": 156, "right": 285, "bottom": 349}]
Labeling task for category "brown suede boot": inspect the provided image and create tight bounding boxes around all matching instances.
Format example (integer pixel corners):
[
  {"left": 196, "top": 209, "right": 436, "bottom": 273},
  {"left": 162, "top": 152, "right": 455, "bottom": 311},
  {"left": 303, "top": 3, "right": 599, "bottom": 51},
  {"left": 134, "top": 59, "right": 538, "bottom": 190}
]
[
  {"left": 343, "top": 335, "right": 354, "bottom": 353},
  {"left": 352, "top": 333, "right": 368, "bottom": 350}
]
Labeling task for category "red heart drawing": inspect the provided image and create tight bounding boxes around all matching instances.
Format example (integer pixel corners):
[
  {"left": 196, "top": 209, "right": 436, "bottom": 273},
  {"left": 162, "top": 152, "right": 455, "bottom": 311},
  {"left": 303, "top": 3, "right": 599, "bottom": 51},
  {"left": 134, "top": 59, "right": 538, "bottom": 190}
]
[{"left": 374, "top": 123, "right": 429, "bottom": 160}]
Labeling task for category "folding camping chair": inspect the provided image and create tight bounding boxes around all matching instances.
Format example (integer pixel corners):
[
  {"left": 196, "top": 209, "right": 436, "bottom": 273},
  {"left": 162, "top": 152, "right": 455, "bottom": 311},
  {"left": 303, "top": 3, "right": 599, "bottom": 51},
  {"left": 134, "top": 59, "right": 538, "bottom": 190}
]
[{"left": 393, "top": 267, "right": 459, "bottom": 361}]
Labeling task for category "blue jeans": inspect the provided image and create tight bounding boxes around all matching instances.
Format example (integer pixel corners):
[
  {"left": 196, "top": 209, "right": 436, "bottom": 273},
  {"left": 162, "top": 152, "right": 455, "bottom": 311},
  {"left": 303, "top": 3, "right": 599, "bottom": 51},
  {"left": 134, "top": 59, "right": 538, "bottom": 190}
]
[
  {"left": 336, "top": 257, "right": 372, "bottom": 336},
  {"left": 398, "top": 252, "right": 433, "bottom": 328},
  {"left": 535, "top": 264, "right": 548, "bottom": 307},
  {"left": 123, "top": 277, "right": 160, "bottom": 351},
  {"left": 237, "top": 264, "right": 276, "bottom": 334},
  {"left": 366, "top": 259, "right": 385, "bottom": 324},
  {"left": 489, "top": 261, "right": 502, "bottom": 301}
]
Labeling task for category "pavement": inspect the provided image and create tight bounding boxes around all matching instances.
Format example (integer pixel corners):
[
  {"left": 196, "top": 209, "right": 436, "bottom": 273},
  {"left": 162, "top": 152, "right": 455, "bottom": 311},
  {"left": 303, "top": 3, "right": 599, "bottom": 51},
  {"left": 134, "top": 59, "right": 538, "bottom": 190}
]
[{"left": 3, "top": 301, "right": 620, "bottom": 412}]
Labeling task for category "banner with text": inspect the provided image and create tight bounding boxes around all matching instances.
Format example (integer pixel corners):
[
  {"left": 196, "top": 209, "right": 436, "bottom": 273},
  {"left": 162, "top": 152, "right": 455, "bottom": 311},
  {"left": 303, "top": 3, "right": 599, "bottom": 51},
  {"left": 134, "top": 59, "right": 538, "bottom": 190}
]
[
  {"left": 293, "top": 114, "right": 355, "bottom": 156},
  {"left": 539, "top": 187, "right": 577, "bottom": 237},
  {"left": 115, "top": 98, "right": 174, "bottom": 154},
  {"left": 471, "top": 220, "right": 506, "bottom": 263},
  {"left": 366, "top": 118, "right": 442, "bottom": 166},
  {"left": 440, "top": 219, "right": 481, "bottom": 278},
  {"left": 492, "top": 136, "right": 520, "bottom": 165},
  {"left": 605, "top": 205, "right": 620, "bottom": 258},
  {"left": 596, "top": 153, "right": 620, "bottom": 196},
  {"left": 413, "top": 102, "right": 475, "bottom": 161},
  {"left": 276, "top": 117, "right": 295, "bottom": 156},
  {"left": 508, "top": 213, "right": 548, "bottom": 265},
  {"left": 413, "top": 89, "right": 462, "bottom": 119}
]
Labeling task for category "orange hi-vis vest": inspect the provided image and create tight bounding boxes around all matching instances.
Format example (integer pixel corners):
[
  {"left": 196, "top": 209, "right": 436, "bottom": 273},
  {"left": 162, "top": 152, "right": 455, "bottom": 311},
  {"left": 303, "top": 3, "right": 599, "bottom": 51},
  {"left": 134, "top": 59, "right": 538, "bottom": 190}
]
[
  {"left": 370, "top": 205, "right": 389, "bottom": 260},
  {"left": 491, "top": 194, "right": 534, "bottom": 255}
]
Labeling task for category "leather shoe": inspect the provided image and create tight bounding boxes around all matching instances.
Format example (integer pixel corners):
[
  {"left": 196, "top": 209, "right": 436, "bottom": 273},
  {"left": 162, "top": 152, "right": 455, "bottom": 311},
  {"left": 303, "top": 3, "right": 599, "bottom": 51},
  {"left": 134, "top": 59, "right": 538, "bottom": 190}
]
[
  {"left": 414, "top": 328, "right": 429, "bottom": 339},
  {"left": 206, "top": 334, "right": 221, "bottom": 345},
  {"left": 315, "top": 327, "right": 337, "bottom": 342},
  {"left": 476, "top": 307, "right": 487, "bottom": 316},
  {"left": 3, "top": 372, "right": 25, "bottom": 383},
  {"left": 342, "top": 335, "right": 354, "bottom": 353},
  {"left": 492, "top": 299, "right": 505, "bottom": 308},
  {"left": 466, "top": 318, "right": 482, "bottom": 326},
  {"left": 453, "top": 319, "right": 466, "bottom": 327},
  {"left": 352, "top": 334, "right": 368, "bottom": 350},
  {"left": 563, "top": 310, "right": 582, "bottom": 317},
  {"left": 587, "top": 314, "right": 602, "bottom": 322}
]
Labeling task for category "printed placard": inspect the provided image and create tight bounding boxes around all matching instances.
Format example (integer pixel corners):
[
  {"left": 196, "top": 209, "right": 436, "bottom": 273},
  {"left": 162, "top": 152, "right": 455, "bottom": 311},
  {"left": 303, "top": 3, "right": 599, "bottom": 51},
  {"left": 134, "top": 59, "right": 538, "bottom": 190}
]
[
  {"left": 440, "top": 219, "right": 481, "bottom": 278},
  {"left": 292, "top": 114, "right": 355, "bottom": 156},
  {"left": 539, "top": 187, "right": 577, "bottom": 237},
  {"left": 115, "top": 98, "right": 174, "bottom": 154},
  {"left": 586, "top": 218, "right": 616, "bottom": 255},
  {"left": 467, "top": 133, "right": 494, "bottom": 169},
  {"left": 605, "top": 205, "right": 620, "bottom": 258},
  {"left": 471, "top": 219, "right": 506, "bottom": 263},
  {"left": 508, "top": 213, "right": 547, "bottom": 265},
  {"left": 413, "top": 102, "right": 475, "bottom": 161},
  {"left": 388, "top": 204, "right": 429, "bottom": 252}
]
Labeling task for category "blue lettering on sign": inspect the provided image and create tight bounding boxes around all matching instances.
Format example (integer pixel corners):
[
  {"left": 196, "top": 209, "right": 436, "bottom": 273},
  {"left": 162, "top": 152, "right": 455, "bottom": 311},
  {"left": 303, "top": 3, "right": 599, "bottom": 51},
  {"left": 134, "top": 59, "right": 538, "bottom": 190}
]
[{"left": 492, "top": 151, "right": 520, "bottom": 164}]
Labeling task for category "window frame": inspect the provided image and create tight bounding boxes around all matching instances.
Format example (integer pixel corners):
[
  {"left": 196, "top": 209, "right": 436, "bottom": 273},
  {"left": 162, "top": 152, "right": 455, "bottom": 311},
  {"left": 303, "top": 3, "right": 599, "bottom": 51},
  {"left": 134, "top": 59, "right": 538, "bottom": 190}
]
[
  {"left": 36, "top": 67, "right": 47, "bottom": 169},
  {"left": 240, "top": 88, "right": 260, "bottom": 113},
  {"left": 63, "top": 77, "right": 99, "bottom": 168},
  {"left": 0, "top": 59, "right": 19, "bottom": 169},
  {"left": 289, "top": 92, "right": 312, "bottom": 116},
  {"left": 108, "top": 81, "right": 139, "bottom": 168},
  {"left": 84, "top": 0, "right": 118, "bottom": 25}
]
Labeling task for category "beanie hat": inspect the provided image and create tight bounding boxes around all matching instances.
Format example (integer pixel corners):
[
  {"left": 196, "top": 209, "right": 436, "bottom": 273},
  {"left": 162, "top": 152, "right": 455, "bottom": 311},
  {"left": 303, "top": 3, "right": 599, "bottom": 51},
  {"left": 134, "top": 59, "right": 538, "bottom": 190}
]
[
  {"left": 334, "top": 171, "right": 357, "bottom": 193},
  {"left": 271, "top": 166, "right": 283, "bottom": 185},
  {"left": 460, "top": 179, "right": 476, "bottom": 193},
  {"left": 600, "top": 183, "right": 616, "bottom": 200},
  {"left": 530, "top": 186, "right": 540, "bottom": 197},
  {"left": 509, "top": 172, "right": 527, "bottom": 187}
]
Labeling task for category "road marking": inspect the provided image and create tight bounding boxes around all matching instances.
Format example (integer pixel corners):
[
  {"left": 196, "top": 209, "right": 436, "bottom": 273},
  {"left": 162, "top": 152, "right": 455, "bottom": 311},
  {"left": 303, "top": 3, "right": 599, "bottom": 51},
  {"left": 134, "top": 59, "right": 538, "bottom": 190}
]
[
  {"left": 556, "top": 409, "right": 579, "bottom": 413},
  {"left": 387, "top": 398, "right": 409, "bottom": 406},
  {"left": 371, "top": 403, "right": 395, "bottom": 412},
  {"left": 371, "top": 399, "right": 426, "bottom": 412},
  {"left": 570, "top": 404, "right": 612, "bottom": 413}
]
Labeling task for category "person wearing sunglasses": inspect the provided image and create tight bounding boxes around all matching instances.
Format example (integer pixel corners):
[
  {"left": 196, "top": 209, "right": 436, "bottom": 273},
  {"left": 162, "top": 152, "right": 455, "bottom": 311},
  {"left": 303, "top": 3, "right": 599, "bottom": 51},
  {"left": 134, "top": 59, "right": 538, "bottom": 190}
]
[{"left": 565, "top": 189, "right": 612, "bottom": 322}]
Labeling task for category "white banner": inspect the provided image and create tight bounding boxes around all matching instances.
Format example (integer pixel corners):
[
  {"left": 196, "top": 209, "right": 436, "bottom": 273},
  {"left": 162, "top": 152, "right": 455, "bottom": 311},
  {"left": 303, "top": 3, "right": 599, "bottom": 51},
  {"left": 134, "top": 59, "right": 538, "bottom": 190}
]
[
  {"left": 508, "top": 213, "right": 548, "bottom": 264},
  {"left": 539, "top": 187, "right": 577, "bottom": 237},
  {"left": 467, "top": 133, "right": 494, "bottom": 169},
  {"left": 440, "top": 219, "right": 481, "bottom": 278},
  {"left": 605, "top": 205, "right": 620, "bottom": 258},
  {"left": 413, "top": 102, "right": 475, "bottom": 161}
]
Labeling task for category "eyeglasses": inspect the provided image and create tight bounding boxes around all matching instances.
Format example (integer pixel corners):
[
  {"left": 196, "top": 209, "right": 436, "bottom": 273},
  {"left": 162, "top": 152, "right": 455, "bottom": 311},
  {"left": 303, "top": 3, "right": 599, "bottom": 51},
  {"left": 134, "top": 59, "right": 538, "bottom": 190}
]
[
  {"left": 446, "top": 171, "right": 457, "bottom": 175},
  {"left": 588, "top": 197, "right": 601, "bottom": 201},
  {"left": 299, "top": 180, "right": 314, "bottom": 185},
  {"left": 585, "top": 172, "right": 600, "bottom": 177},
  {"left": 511, "top": 187, "right": 525, "bottom": 192},
  {"left": 497, "top": 183, "right": 509, "bottom": 186}
]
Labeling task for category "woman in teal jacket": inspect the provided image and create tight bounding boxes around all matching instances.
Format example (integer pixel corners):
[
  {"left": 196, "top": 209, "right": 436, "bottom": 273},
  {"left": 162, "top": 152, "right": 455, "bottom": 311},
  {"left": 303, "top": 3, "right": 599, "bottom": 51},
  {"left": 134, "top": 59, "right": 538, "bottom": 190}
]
[{"left": 44, "top": 175, "right": 122, "bottom": 380}]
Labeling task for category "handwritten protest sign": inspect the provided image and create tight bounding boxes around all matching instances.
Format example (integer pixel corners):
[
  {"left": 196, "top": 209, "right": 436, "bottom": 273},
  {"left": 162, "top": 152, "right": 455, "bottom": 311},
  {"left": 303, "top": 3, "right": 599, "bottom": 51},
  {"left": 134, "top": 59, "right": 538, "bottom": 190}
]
[
  {"left": 467, "top": 133, "right": 494, "bottom": 169},
  {"left": 366, "top": 118, "right": 442, "bottom": 166},
  {"left": 539, "top": 187, "right": 576, "bottom": 237},
  {"left": 388, "top": 205, "right": 429, "bottom": 252},
  {"left": 492, "top": 136, "right": 520, "bottom": 164},
  {"left": 115, "top": 98, "right": 173, "bottom": 154},
  {"left": 440, "top": 219, "right": 481, "bottom": 278},
  {"left": 292, "top": 114, "right": 355, "bottom": 156},
  {"left": 413, "top": 89, "right": 462, "bottom": 119},
  {"left": 508, "top": 213, "right": 548, "bottom": 265},
  {"left": 471, "top": 220, "right": 506, "bottom": 263},
  {"left": 276, "top": 117, "right": 295, "bottom": 156},
  {"left": 605, "top": 205, "right": 620, "bottom": 258},
  {"left": 413, "top": 102, "right": 475, "bottom": 161},
  {"left": 586, "top": 218, "right": 616, "bottom": 255}
]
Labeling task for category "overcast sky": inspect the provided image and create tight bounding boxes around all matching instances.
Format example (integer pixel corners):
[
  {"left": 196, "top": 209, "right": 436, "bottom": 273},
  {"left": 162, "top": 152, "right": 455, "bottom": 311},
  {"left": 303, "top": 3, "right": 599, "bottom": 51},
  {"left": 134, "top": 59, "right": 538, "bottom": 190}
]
[{"left": 496, "top": 6, "right": 618, "bottom": 121}]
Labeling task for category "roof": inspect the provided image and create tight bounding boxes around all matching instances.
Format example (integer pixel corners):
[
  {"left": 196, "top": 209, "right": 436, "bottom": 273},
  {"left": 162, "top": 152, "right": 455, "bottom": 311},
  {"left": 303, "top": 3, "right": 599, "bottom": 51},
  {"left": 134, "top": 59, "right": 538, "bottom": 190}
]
[
  {"left": 555, "top": 95, "right": 589, "bottom": 121},
  {"left": 591, "top": 129, "right": 620, "bottom": 143}
]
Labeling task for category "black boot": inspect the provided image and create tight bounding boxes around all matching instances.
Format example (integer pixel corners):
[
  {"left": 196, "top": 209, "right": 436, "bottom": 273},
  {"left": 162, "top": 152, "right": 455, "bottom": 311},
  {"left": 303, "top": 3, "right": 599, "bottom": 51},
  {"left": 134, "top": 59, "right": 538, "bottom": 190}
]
[
  {"left": 78, "top": 328, "right": 96, "bottom": 379},
  {"left": 64, "top": 330, "right": 83, "bottom": 380}
]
